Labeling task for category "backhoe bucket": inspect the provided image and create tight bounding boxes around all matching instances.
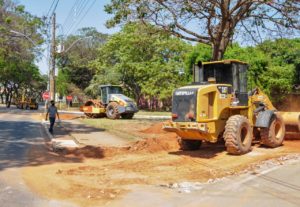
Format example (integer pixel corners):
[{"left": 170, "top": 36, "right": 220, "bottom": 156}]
[{"left": 278, "top": 112, "right": 300, "bottom": 139}]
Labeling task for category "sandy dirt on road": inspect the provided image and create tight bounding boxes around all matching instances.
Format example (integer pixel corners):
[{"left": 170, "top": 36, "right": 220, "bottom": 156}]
[{"left": 22, "top": 121, "right": 300, "bottom": 207}]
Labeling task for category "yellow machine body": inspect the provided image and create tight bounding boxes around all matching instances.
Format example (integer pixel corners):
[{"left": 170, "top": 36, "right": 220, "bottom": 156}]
[
  {"left": 80, "top": 85, "right": 138, "bottom": 119},
  {"left": 16, "top": 94, "right": 38, "bottom": 110},
  {"left": 163, "top": 60, "right": 300, "bottom": 144}
]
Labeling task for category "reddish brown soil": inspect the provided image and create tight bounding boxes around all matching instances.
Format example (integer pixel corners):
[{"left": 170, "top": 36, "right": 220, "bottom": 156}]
[
  {"left": 22, "top": 120, "right": 300, "bottom": 207},
  {"left": 31, "top": 113, "right": 80, "bottom": 121}
]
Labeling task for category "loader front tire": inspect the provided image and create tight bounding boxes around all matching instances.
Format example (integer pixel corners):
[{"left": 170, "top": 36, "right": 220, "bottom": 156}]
[
  {"left": 179, "top": 139, "right": 202, "bottom": 151},
  {"left": 224, "top": 115, "right": 253, "bottom": 155},
  {"left": 106, "top": 102, "right": 120, "bottom": 119},
  {"left": 260, "top": 113, "right": 285, "bottom": 148}
]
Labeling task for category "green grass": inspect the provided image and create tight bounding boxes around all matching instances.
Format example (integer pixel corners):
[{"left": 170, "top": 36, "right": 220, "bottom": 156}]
[
  {"left": 80, "top": 118, "right": 161, "bottom": 141},
  {"left": 136, "top": 110, "right": 171, "bottom": 116}
]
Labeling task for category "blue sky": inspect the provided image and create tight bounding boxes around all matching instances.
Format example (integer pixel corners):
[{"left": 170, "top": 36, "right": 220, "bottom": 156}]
[{"left": 18, "top": 0, "right": 118, "bottom": 74}]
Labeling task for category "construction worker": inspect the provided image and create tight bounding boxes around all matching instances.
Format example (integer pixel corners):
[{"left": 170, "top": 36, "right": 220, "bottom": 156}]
[{"left": 45, "top": 100, "right": 60, "bottom": 134}]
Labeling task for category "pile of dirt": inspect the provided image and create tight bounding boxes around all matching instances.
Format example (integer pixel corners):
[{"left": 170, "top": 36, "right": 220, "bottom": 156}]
[
  {"left": 58, "top": 113, "right": 79, "bottom": 120},
  {"left": 140, "top": 122, "right": 168, "bottom": 134},
  {"left": 63, "top": 146, "right": 129, "bottom": 158},
  {"left": 129, "top": 136, "right": 180, "bottom": 153},
  {"left": 63, "top": 138, "right": 180, "bottom": 157}
]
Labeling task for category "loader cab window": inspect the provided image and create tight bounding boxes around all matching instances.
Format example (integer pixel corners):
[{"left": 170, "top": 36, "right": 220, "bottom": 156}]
[
  {"left": 203, "top": 64, "right": 233, "bottom": 84},
  {"left": 198, "top": 61, "right": 248, "bottom": 106},
  {"left": 100, "top": 87, "right": 108, "bottom": 104},
  {"left": 109, "top": 86, "right": 123, "bottom": 94}
]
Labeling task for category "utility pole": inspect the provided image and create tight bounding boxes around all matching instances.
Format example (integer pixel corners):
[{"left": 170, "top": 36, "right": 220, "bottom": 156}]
[{"left": 49, "top": 13, "right": 56, "bottom": 101}]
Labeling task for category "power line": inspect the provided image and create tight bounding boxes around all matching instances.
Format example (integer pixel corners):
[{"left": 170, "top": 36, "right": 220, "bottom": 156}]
[
  {"left": 62, "top": 0, "right": 80, "bottom": 30},
  {"left": 62, "top": 0, "right": 86, "bottom": 35},
  {"left": 47, "top": 0, "right": 60, "bottom": 20},
  {"left": 64, "top": 0, "right": 90, "bottom": 36},
  {"left": 46, "top": 0, "right": 56, "bottom": 18},
  {"left": 65, "top": 0, "right": 96, "bottom": 36},
  {"left": 70, "top": 0, "right": 97, "bottom": 35},
  {"left": 52, "top": 0, "right": 60, "bottom": 15}
]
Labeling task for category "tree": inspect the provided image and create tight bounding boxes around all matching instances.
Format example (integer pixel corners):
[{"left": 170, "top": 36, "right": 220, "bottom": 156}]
[
  {"left": 105, "top": 0, "right": 300, "bottom": 60},
  {"left": 90, "top": 23, "right": 191, "bottom": 106},
  {"left": 57, "top": 27, "right": 108, "bottom": 93},
  {"left": 186, "top": 40, "right": 300, "bottom": 103},
  {"left": 0, "top": 0, "right": 45, "bottom": 107}
]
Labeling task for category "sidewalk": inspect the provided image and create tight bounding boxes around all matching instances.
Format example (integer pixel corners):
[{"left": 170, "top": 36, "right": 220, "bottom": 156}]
[
  {"left": 57, "top": 110, "right": 171, "bottom": 120},
  {"left": 43, "top": 118, "right": 131, "bottom": 150}
]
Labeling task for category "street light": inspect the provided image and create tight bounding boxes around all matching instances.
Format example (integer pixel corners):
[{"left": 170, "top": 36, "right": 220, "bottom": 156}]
[
  {"left": 58, "top": 36, "right": 93, "bottom": 54},
  {"left": 11, "top": 30, "right": 94, "bottom": 106},
  {"left": 10, "top": 30, "right": 39, "bottom": 47}
]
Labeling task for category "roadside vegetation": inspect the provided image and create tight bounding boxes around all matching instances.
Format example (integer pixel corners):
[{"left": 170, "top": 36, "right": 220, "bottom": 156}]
[
  {"left": 0, "top": 0, "right": 46, "bottom": 107},
  {"left": 80, "top": 117, "right": 162, "bottom": 141},
  {"left": 0, "top": 0, "right": 299, "bottom": 109}
]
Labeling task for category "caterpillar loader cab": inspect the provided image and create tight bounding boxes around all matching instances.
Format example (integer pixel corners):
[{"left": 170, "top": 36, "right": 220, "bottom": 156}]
[
  {"left": 163, "top": 59, "right": 300, "bottom": 155},
  {"left": 81, "top": 85, "right": 138, "bottom": 119}
]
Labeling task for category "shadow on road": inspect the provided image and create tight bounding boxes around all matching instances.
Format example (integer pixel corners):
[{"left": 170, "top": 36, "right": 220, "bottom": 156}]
[{"left": 0, "top": 119, "right": 106, "bottom": 172}]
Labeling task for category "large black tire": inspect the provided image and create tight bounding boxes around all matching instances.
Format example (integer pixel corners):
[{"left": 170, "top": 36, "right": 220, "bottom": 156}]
[
  {"left": 260, "top": 113, "right": 285, "bottom": 148},
  {"left": 179, "top": 139, "right": 202, "bottom": 151},
  {"left": 121, "top": 113, "right": 134, "bottom": 119},
  {"left": 106, "top": 102, "right": 120, "bottom": 119},
  {"left": 224, "top": 115, "right": 253, "bottom": 155}
]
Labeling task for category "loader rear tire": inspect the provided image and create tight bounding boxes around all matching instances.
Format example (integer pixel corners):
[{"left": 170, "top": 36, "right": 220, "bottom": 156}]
[
  {"left": 224, "top": 115, "right": 252, "bottom": 155},
  {"left": 106, "top": 102, "right": 120, "bottom": 119},
  {"left": 179, "top": 139, "right": 202, "bottom": 151},
  {"left": 260, "top": 113, "right": 285, "bottom": 148}
]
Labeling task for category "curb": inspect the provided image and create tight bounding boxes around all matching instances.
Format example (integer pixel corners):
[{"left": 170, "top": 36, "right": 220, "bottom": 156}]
[
  {"left": 57, "top": 110, "right": 171, "bottom": 120},
  {"left": 41, "top": 119, "right": 79, "bottom": 151},
  {"left": 134, "top": 115, "right": 170, "bottom": 120}
]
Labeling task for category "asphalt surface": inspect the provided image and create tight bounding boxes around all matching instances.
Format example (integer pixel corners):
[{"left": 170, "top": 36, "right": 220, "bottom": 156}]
[
  {"left": 1, "top": 105, "right": 300, "bottom": 207},
  {"left": 110, "top": 157, "right": 300, "bottom": 207},
  {"left": 0, "top": 106, "right": 76, "bottom": 207}
]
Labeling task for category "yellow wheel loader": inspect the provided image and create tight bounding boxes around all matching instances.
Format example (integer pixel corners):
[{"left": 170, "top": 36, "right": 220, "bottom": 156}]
[
  {"left": 80, "top": 85, "right": 138, "bottom": 119},
  {"left": 163, "top": 60, "right": 300, "bottom": 155},
  {"left": 16, "top": 94, "right": 38, "bottom": 110}
]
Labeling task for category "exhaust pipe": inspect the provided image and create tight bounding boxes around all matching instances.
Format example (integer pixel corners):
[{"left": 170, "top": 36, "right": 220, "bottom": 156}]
[{"left": 277, "top": 112, "right": 300, "bottom": 139}]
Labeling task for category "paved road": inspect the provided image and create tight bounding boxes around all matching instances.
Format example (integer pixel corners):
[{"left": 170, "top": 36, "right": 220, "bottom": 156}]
[
  {"left": 0, "top": 106, "right": 76, "bottom": 207},
  {"left": 110, "top": 158, "right": 300, "bottom": 207}
]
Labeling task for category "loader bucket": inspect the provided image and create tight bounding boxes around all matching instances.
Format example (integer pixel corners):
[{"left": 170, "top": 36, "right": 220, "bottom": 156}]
[{"left": 277, "top": 112, "right": 300, "bottom": 139}]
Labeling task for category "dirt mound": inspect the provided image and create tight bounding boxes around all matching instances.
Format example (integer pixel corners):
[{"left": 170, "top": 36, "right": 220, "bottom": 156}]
[
  {"left": 63, "top": 146, "right": 129, "bottom": 158},
  {"left": 129, "top": 136, "right": 180, "bottom": 153},
  {"left": 59, "top": 114, "right": 79, "bottom": 120},
  {"left": 64, "top": 138, "right": 180, "bottom": 158},
  {"left": 140, "top": 122, "right": 167, "bottom": 134},
  {"left": 60, "top": 122, "right": 179, "bottom": 158}
]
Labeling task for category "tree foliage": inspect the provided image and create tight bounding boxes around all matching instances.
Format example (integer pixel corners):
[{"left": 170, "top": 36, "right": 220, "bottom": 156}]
[
  {"left": 105, "top": 0, "right": 300, "bottom": 60},
  {"left": 90, "top": 23, "right": 191, "bottom": 103},
  {"left": 186, "top": 39, "right": 300, "bottom": 102},
  {"left": 56, "top": 27, "right": 108, "bottom": 96},
  {"left": 0, "top": 0, "right": 46, "bottom": 107}
]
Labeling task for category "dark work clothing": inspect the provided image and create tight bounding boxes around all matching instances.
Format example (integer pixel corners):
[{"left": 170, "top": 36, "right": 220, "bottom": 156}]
[
  {"left": 48, "top": 105, "right": 58, "bottom": 118},
  {"left": 49, "top": 117, "right": 55, "bottom": 133}
]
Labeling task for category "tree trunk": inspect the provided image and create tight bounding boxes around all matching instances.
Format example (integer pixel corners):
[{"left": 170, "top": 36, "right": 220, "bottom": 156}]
[
  {"left": 6, "top": 92, "right": 11, "bottom": 108},
  {"left": 212, "top": 36, "right": 229, "bottom": 61}
]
